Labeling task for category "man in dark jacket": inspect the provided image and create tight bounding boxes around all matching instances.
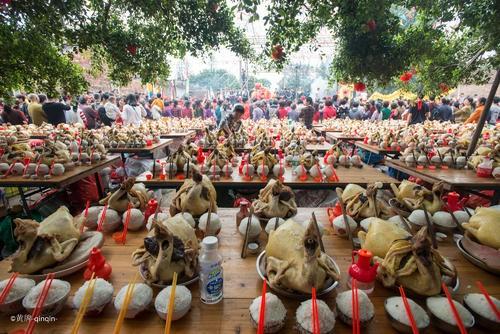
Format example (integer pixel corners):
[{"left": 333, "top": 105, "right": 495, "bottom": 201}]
[
  {"left": 42, "top": 96, "right": 70, "bottom": 125},
  {"left": 432, "top": 98, "right": 453, "bottom": 121},
  {"left": 299, "top": 96, "right": 315, "bottom": 129}
]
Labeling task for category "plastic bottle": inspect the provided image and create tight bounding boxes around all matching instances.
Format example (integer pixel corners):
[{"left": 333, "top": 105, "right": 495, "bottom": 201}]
[{"left": 199, "top": 236, "right": 223, "bottom": 304}]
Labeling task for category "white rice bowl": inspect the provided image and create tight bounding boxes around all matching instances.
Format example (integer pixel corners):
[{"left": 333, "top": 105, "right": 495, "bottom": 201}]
[
  {"left": 296, "top": 299, "right": 335, "bottom": 334},
  {"left": 264, "top": 217, "right": 286, "bottom": 234},
  {"left": 127, "top": 208, "right": 145, "bottom": 231},
  {"left": 146, "top": 212, "right": 169, "bottom": 230},
  {"left": 114, "top": 283, "right": 153, "bottom": 318},
  {"left": 432, "top": 211, "right": 454, "bottom": 227},
  {"left": 387, "top": 216, "right": 409, "bottom": 230},
  {"left": 175, "top": 212, "right": 196, "bottom": 228},
  {"left": 249, "top": 292, "right": 287, "bottom": 333},
  {"left": 360, "top": 217, "right": 376, "bottom": 231},
  {"left": 464, "top": 293, "right": 500, "bottom": 323},
  {"left": 408, "top": 210, "right": 431, "bottom": 226},
  {"left": 336, "top": 289, "right": 374, "bottom": 325},
  {"left": 199, "top": 212, "right": 222, "bottom": 235},
  {"left": 332, "top": 215, "right": 357, "bottom": 237},
  {"left": 0, "top": 278, "right": 35, "bottom": 314},
  {"left": 73, "top": 278, "right": 114, "bottom": 314},
  {"left": 426, "top": 296, "right": 474, "bottom": 328},
  {"left": 385, "top": 296, "right": 430, "bottom": 329},
  {"left": 239, "top": 215, "right": 262, "bottom": 239},
  {"left": 22, "top": 279, "right": 71, "bottom": 316},
  {"left": 83, "top": 206, "right": 104, "bottom": 229},
  {"left": 452, "top": 211, "right": 470, "bottom": 224},
  {"left": 155, "top": 285, "right": 192, "bottom": 321}
]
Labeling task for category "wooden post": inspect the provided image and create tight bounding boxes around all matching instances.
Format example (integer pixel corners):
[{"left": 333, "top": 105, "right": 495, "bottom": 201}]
[{"left": 466, "top": 69, "right": 500, "bottom": 158}]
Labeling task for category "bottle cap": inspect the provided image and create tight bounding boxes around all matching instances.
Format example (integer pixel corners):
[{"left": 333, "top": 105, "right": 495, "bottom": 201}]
[{"left": 202, "top": 236, "right": 218, "bottom": 250}]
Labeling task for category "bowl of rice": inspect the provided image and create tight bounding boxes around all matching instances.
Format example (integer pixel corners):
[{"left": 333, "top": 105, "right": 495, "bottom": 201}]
[
  {"left": 384, "top": 296, "right": 430, "bottom": 333},
  {"left": 426, "top": 296, "right": 475, "bottom": 333},
  {"left": 0, "top": 278, "right": 35, "bottom": 315},
  {"left": 22, "top": 279, "right": 71, "bottom": 317},
  {"left": 463, "top": 293, "right": 500, "bottom": 330}
]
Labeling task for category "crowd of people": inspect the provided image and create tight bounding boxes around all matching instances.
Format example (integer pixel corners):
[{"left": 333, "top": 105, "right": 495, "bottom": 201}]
[{"left": 1, "top": 90, "right": 498, "bottom": 130}]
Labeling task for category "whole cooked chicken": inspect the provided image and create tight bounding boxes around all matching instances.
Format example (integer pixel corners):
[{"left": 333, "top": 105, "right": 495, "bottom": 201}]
[
  {"left": 462, "top": 207, "right": 500, "bottom": 249},
  {"left": 252, "top": 179, "right": 297, "bottom": 218},
  {"left": 342, "top": 183, "right": 393, "bottom": 219},
  {"left": 10, "top": 206, "right": 81, "bottom": 274},
  {"left": 132, "top": 215, "right": 199, "bottom": 284},
  {"left": 266, "top": 219, "right": 339, "bottom": 293},
  {"left": 390, "top": 181, "right": 443, "bottom": 214},
  {"left": 358, "top": 218, "right": 411, "bottom": 258},
  {"left": 99, "top": 178, "right": 149, "bottom": 213},
  {"left": 170, "top": 173, "right": 217, "bottom": 217}
]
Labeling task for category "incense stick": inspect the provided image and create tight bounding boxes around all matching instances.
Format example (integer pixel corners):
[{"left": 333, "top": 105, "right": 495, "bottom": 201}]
[
  {"left": 476, "top": 281, "right": 500, "bottom": 320},
  {"left": 71, "top": 273, "right": 97, "bottom": 334},
  {"left": 97, "top": 204, "right": 108, "bottom": 232},
  {"left": 257, "top": 279, "right": 267, "bottom": 334},
  {"left": 399, "top": 286, "right": 419, "bottom": 334},
  {"left": 164, "top": 272, "right": 178, "bottom": 334},
  {"left": 241, "top": 206, "right": 254, "bottom": 258},
  {"left": 441, "top": 283, "right": 467, "bottom": 334},
  {"left": 352, "top": 279, "right": 360, "bottom": 334},
  {"left": 26, "top": 273, "right": 55, "bottom": 334},
  {"left": 121, "top": 203, "right": 133, "bottom": 244},
  {"left": 311, "top": 212, "right": 325, "bottom": 252},
  {"left": 0, "top": 272, "right": 19, "bottom": 304},
  {"left": 113, "top": 273, "right": 139, "bottom": 334}
]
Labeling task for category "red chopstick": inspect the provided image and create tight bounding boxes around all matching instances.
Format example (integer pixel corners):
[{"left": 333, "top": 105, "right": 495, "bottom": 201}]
[
  {"left": 352, "top": 279, "right": 360, "bottom": 334},
  {"left": 0, "top": 272, "right": 19, "bottom": 304},
  {"left": 26, "top": 273, "right": 55, "bottom": 334},
  {"left": 97, "top": 204, "right": 108, "bottom": 232},
  {"left": 311, "top": 287, "right": 320, "bottom": 334},
  {"left": 80, "top": 200, "right": 91, "bottom": 233},
  {"left": 257, "top": 280, "right": 267, "bottom": 334},
  {"left": 399, "top": 286, "right": 419, "bottom": 334},
  {"left": 441, "top": 282, "right": 467, "bottom": 334},
  {"left": 476, "top": 281, "right": 500, "bottom": 320},
  {"left": 121, "top": 203, "right": 133, "bottom": 244}
]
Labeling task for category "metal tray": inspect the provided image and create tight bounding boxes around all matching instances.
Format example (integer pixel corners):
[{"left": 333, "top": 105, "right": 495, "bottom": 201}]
[{"left": 456, "top": 236, "right": 500, "bottom": 276}]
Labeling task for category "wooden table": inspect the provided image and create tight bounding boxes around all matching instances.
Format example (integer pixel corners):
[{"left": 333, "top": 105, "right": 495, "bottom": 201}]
[
  {"left": 0, "top": 208, "right": 495, "bottom": 333},
  {"left": 107, "top": 139, "right": 172, "bottom": 176},
  {"left": 355, "top": 141, "right": 401, "bottom": 160},
  {"left": 139, "top": 163, "right": 398, "bottom": 190},
  {"left": 160, "top": 130, "right": 196, "bottom": 139},
  {"left": 304, "top": 143, "right": 332, "bottom": 152},
  {"left": 326, "top": 132, "right": 365, "bottom": 144},
  {"left": 0, "top": 155, "right": 120, "bottom": 215},
  {"left": 386, "top": 159, "right": 500, "bottom": 204}
]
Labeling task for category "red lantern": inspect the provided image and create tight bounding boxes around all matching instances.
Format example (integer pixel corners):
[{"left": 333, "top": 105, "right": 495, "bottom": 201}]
[
  {"left": 353, "top": 82, "right": 366, "bottom": 92},
  {"left": 126, "top": 44, "right": 137, "bottom": 55},
  {"left": 400, "top": 71, "right": 412, "bottom": 83},
  {"left": 439, "top": 83, "right": 449, "bottom": 93},
  {"left": 366, "top": 19, "right": 377, "bottom": 32},
  {"left": 271, "top": 44, "right": 284, "bottom": 60}
]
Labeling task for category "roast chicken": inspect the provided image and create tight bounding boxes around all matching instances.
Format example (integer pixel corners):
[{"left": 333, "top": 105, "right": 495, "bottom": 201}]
[
  {"left": 252, "top": 179, "right": 297, "bottom": 218},
  {"left": 170, "top": 173, "right": 217, "bottom": 217},
  {"left": 462, "top": 207, "right": 500, "bottom": 249},
  {"left": 358, "top": 218, "right": 411, "bottom": 258}
]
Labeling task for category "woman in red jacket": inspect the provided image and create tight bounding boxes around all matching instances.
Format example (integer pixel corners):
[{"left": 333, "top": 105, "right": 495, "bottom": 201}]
[
  {"left": 277, "top": 100, "right": 288, "bottom": 119},
  {"left": 322, "top": 99, "right": 337, "bottom": 119}
]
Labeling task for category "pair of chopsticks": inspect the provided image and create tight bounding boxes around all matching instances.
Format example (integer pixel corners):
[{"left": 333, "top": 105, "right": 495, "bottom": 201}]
[
  {"left": 164, "top": 272, "right": 178, "bottom": 334},
  {"left": 311, "top": 287, "right": 320, "bottom": 334},
  {"left": 351, "top": 279, "right": 360, "bottom": 334},
  {"left": 114, "top": 203, "right": 133, "bottom": 244},
  {"left": 257, "top": 280, "right": 267, "bottom": 334},
  {"left": 97, "top": 204, "right": 108, "bottom": 232},
  {"left": 79, "top": 200, "right": 91, "bottom": 234},
  {"left": 112, "top": 273, "right": 139, "bottom": 334},
  {"left": 0, "top": 272, "right": 19, "bottom": 304},
  {"left": 441, "top": 282, "right": 467, "bottom": 334},
  {"left": 25, "top": 273, "right": 55, "bottom": 334},
  {"left": 476, "top": 281, "right": 500, "bottom": 320},
  {"left": 70, "top": 272, "right": 97, "bottom": 334},
  {"left": 398, "top": 286, "right": 419, "bottom": 334}
]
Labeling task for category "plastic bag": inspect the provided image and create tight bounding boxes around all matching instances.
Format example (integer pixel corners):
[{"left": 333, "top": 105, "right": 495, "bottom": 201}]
[{"left": 124, "top": 156, "right": 154, "bottom": 177}]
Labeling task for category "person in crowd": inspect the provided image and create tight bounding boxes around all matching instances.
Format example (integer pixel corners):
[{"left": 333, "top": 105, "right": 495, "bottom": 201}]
[
  {"left": 122, "top": 93, "right": 146, "bottom": 126},
  {"left": 322, "top": 99, "right": 337, "bottom": 119},
  {"left": 380, "top": 101, "right": 391, "bottom": 120},
  {"left": 407, "top": 95, "right": 429, "bottom": 125},
  {"left": 331, "top": 95, "right": 339, "bottom": 109},
  {"left": 389, "top": 102, "right": 401, "bottom": 120},
  {"left": 337, "top": 98, "right": 350, "bottom": 119},
  {"left": 432, "top": 97, "right": 453, "bottom": 121},
  {"left": 312, "top": 102, "right": 321, "bottom": 122},
  {"left": 1, "top": 104, "right": 27, "bottom": 125},
  {"left": 43, "top": 94, "right": 70, "bottom": 125},
  {"left": 288, "top": 103, "right": 299, "bottom": 121},
  {"left": 27, "top": 94, "right": 47, "bottom": 126},
  {"left": 149, "top": 97, "right": 162, "bottom": 120},
  {"left": 104, "top": 95, "right": 120, "bottom": 124},
  {"left": 78, "top": 96, "right": 99, "bottom": 129},
  {"left": 489, "top": 96, "right": 499, "bottom": 125},
  {"left": 92, "top": 93, "right": 101, "bottom": 111},
  {"left": 299, "top": 96, "right": 315, "bottom": 129},
  {"left": 252, "top": 101, "right": 264, "bottom": 121},
  {"left": 215, "top": 100, "right": 223, "bottom": 125},
  {"left": 242, "top": 97, "right": 250, "bottom": 120},
  {"left": 181, "top": 101, "right": 193, "bottom": 118},
  {"left": 348, "top": 101, "right": 362, "bottom": 120},
  {"left": 193, "top": 100, "right": 203, "bottom": 118},
  {"left": 219, "top": 104, "right": 244, "bottom": 136},
  {"left": 277, "top": 100, "right": 288, "bottom": 119},
  {"left": 163, "top": 101, "right": 172, "bottom": 117},
  {"left": 16, "top": 94, "right": 30, "bottom": 122},
  {"left": 428, "top": 96, "right": 437, "bottom": 116},
  {"left": 454, "top": 97, "right": 472, "bottom": 122},
  {"left": 465, "top": 97, "right": 486, "bottom": 124},
  {"left": 203, "top": 101, "right": 213, "bottom": 119},
  {"left": 97, "top": 93, "right": 112, "bottom": 126},
  {"left": 151, "top": 93, "right": 164, "bottom": 114},
  {"left": 171, "top": 100, "right": 181, "bottom": 118}
]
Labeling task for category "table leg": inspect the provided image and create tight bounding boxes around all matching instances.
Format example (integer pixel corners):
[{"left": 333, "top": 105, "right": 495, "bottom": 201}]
[
  {"left": 492, "top": 189, "right": 499, "bottom": 206},
  {"left": 18, "top": 187, "right": 30, "bottom": 216},
  {"left": 95, "top": 172, "right": 104, "bottom": 199}
]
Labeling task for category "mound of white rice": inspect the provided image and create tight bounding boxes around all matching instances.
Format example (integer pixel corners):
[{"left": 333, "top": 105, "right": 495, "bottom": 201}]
[
  {"left": 73, "top": 278, "right": 114, "bottom": 309},
  {"left": 426, "top": 296, "right": 474, "bottom": 327},
  {"left": 296, "top": 299, "right": 335, "bottom": 334},
  {"left": 385, "top": 296, "right": 430, "bottom": 328},
  {"left": 155, "top": 285, "right": 192, "bottom": 317},
  {"left": 23, "top": 279, "right": 70, "bottom": 308},
  {"left": 114, "top": 283, "right": 152, "bottom": 311},
  {"left": 0, "top": 278, "right": 35, "bottom": 303},
  {"left": 249, "top": 293, "right": 286, "bottom": 328},
  {"left": 464, "top": 293, "right": 500, "bottom": 323},
  {"left": 336, "top": 289, "right": 374, "bottom": 322}
]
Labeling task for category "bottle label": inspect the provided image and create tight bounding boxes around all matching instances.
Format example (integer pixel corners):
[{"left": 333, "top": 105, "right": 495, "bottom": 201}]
[{"left": 200, "top": 261, "right": 223, "bottom": 303}]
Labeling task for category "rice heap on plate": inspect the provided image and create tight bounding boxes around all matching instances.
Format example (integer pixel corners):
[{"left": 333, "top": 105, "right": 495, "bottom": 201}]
[
  {"left": 249, "top": 293, "right": 286, "bottom": 332},
  {"left": 433, "top": 211, "right": 454, "bottom": 227},
  {"left": 114, "top": 283, "right": 153, "bottom": 311},
  {"left": 426, "top": 296, "right": 474, "bottom": 327},
  {"left": 155, "top": 285, "right": 192, "bottom": 319},
  {"left": 0, "top": 278, "right": 34, "bottom": 303},
  {"left": 464, "top": 293, "right": 500, "bottom": 323},
  {"left": 23, "top": 279, "right": 70, "bottom": 307},
  {"left": 336, "top": 289, "right": 374, "bottom": 322},
  {"left": 73, "top": 278, "right": 114, "bottom": 309},
  {"left": 296, "top": 299, "right": 335, "bottom": 334},
  {"left": 385, "top": 296, "right": 430, "bottom": 328}
]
